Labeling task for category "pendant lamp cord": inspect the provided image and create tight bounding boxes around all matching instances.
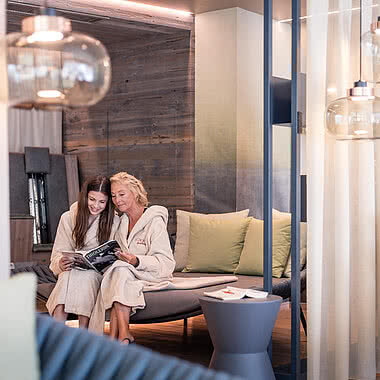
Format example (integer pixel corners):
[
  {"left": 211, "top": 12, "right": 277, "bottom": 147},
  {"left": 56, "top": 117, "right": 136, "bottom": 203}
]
[
  {"left": 360, "top": 0, "right": 363, "bottom": 81},
  {"left": 106, "top": 111, "right": 110, "bottom": 176}
]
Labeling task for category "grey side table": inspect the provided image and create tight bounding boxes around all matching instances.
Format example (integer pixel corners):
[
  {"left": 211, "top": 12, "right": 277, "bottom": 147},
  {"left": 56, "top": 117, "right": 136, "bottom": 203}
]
[{"left": 199, "top": 295, "right": 282, "bottom": 380}]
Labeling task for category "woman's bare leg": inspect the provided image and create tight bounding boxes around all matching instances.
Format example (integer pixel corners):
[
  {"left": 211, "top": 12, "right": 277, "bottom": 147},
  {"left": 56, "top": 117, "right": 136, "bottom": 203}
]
[
  {"left": 109, "top": 306, "right": 119, "bottom": 339},
  {"left": 78, "top": 315, "right": 89, "bottom": 329},
  {"left": 52, "top": 304, "right": 68, "bottom": 322},
  {"left": 114, "top": 301, "right": 134, "bottom": 344}
]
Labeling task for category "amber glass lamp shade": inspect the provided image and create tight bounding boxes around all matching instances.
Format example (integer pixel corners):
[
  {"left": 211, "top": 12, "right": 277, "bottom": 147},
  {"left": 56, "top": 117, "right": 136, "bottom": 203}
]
[
  {"left": 326, "top": 81, "right": 380, "bottom": 140},
  {"left": 6, "top": 15, "right": 111, "bottom": 110}
]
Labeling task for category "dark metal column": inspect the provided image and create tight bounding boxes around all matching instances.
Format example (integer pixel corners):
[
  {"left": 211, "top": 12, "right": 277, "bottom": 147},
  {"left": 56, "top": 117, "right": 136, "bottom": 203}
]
[
  {"left": 263, "top": 0, "right": 273, "bottom": 294},
  {"left": 291, "top": 0, "right": 301, "bottom": 378}
]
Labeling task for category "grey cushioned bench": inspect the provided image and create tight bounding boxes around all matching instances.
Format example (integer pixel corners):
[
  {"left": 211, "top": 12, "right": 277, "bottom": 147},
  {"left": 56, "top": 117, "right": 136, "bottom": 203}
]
[{"left": 12, "top": 264, "right": 306, "bottom": 324}]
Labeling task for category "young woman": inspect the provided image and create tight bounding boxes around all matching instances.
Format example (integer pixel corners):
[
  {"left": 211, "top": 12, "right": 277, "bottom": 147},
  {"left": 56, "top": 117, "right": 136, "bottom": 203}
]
[
  {"left": 47, "top": 175, "right": 120, "bottom": 328},
  {"left": 89, "top": 172, "right": 175, "bottom": 344}
]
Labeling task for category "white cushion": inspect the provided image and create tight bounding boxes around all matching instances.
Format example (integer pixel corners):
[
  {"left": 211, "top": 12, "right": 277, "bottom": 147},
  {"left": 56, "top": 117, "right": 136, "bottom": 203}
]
[{"left": 0, "top": 273, "right": 39, "bottom": 380}]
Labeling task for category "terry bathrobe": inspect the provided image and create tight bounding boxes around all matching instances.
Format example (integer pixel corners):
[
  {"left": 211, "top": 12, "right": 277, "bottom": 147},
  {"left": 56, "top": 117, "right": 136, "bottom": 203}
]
[
  {"left": 46, "top": 202, "right": 120, "bottom": 318},
  {"left": 88, "top": 205, "right": 175, "bottom": 333}
]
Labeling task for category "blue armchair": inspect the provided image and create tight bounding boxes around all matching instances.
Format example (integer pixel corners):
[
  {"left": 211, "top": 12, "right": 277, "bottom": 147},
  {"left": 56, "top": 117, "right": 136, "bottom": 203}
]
[{"left": 36, "top": 314, "right": 243, "bottom": 380}]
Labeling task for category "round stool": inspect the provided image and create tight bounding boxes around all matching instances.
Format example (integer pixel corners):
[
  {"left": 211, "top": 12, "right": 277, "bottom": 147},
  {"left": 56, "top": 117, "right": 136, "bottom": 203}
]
[{"left": 199, "top": 295, "right": 282, "bottom": 380}]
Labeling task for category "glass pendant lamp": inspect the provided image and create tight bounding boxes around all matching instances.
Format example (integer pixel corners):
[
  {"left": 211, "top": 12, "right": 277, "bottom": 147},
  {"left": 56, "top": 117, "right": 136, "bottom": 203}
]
[
  {"left": 362, "top": 16, "right": 380, "bottom": 84},
  {"left": 326, "top": 0, "right": 380, "bottom": 140},
  {"left": 326, "top": 80, "right": 380, "bottom": 140},
  {"left": 6, "top": 8, "right": 111, "bottom": 110}
]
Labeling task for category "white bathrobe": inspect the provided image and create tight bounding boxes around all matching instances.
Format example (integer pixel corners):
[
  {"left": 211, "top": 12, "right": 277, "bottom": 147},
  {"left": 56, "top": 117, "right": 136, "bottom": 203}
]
[
  {"left": 46, "top": 202, "right": 120, "bottom": 317},
  {"left": 88, "top": 205, "right": 175, "bottom": 333}
]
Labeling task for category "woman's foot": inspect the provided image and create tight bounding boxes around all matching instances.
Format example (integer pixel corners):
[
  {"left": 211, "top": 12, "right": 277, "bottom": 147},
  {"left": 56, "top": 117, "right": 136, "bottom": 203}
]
[{"left": 120, "top": 336, "right": 135, "bottom": 345}]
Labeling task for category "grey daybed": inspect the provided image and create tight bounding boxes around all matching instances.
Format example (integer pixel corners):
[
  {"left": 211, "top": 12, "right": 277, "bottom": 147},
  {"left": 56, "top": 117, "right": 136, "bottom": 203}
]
[{"left": 12, "top": 264, "right": 306, "bottom": 325}]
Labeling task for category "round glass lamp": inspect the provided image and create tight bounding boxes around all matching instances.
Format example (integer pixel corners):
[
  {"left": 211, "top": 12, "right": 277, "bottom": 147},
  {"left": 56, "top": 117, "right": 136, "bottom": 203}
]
[
  {"left": 326, "top": 81, "right": 380, "bottom": 140},
  {"left": 6, "top": 14, "right": 111, "bottom": 110},
  {"left": 362, "top": 17, "right": 380, "bottom": 84}
]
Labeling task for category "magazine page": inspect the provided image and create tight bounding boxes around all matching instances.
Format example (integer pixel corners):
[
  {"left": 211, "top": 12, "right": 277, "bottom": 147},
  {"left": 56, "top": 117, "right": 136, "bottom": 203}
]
[
  {"left": 204, "top": 287, "right": 269, "bottom": 301},
  {"left": 84, "top": 240, "right": 120, "bottom": 274},
  {"left": 226, "top": 286, "right": 268, "bottom": 299},
  {"left": 203, "top": 287, "right": 246, "bottom": 300},
  {"left": 61, "top": 251, "right": 93, "bottom": 271}
]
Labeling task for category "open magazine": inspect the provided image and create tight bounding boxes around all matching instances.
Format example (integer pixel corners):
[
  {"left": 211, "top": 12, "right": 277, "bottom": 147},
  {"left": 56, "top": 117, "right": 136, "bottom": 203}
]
[
  {"left": 204, "top": 286, "right": 268, "bottom": 301},
  {"left": 62, "top": 240, "right": 120, "bottom": 274}
]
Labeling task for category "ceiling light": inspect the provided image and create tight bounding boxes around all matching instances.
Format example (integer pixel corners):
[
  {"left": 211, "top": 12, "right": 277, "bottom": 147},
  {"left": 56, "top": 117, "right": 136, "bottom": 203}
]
[
  {"left": 124, "top": 1, "right": 192, "bottom": 17},
  {"left": 37, "top": 90, "right": 63, "bottom": 98},
  {"left": 6, "top": 9, "right": 111, "bottom": 110}
]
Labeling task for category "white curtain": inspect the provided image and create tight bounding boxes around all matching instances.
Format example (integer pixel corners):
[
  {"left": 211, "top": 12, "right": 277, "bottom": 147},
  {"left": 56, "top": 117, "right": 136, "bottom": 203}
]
[
  {"left": 307, "top": 0, "right": 379, "bottom": 379},
  {"left": 8, "top": 108, "right": 62, "bottom": 154}
]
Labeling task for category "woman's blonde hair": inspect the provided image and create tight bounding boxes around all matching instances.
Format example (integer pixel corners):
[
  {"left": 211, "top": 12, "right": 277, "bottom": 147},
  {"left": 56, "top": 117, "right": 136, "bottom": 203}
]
[{"left": 110, "top": 172, "right": 149, "bottom": 207}]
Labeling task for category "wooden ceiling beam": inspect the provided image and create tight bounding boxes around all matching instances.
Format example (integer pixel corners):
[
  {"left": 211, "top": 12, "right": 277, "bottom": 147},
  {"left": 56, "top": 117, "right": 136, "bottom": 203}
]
[{"left": 9, "top": 0, "right": 194, "bottom": 30}]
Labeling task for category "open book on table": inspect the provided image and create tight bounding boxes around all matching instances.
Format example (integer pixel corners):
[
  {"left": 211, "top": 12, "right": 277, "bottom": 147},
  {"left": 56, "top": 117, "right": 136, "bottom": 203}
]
[
  {"left": 204, "top": 286, "right": 268, "bottom": 301},
  {"left": 62, "top": 240, "right": 120, "bottom": 274}
]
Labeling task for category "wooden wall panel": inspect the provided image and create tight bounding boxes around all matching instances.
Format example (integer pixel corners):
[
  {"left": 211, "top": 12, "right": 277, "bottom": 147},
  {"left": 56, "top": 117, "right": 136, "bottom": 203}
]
[
  {"left": 65, "top": 155, "right": 80, "bottom": 206},
  {"left": 63, "top": 30, "right": 195, "bottom": 234},
  {"left": 10, "top": 217, "right": 34, "bottom": 263}
]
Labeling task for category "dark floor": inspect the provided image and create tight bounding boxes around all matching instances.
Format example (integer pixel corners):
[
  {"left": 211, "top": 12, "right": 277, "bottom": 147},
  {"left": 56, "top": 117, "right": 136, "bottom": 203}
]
[{"left": 65, "top": 301, "right": 307, "bottom": 369}]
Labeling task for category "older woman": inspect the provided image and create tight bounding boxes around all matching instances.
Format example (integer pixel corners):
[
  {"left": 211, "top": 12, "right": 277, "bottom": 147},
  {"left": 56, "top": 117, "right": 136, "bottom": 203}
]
[
  {"left": 89, "top": 172, "right": 175, "bottom": 344},
  {"left": 47, "top": 175, "right": 119, "bottom": 328}
]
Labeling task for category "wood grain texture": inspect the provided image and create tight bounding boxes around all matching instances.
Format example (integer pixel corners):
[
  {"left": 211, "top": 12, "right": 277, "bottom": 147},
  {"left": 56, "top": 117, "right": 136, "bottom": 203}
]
[
  {"left": 10, "top": 0, "right": 194, "bottom": 31},
  {"left": 63, "top": 29, "right": 195, "bottom": 234},
  {"left": 64, "top": 155, "right": 80, "bottom": 207},
  {"left": 7, "top": 8, "right": 182, "bottom": 46},
  {"left": 10, "top": 218, "right": 34, "bottom": 263}
]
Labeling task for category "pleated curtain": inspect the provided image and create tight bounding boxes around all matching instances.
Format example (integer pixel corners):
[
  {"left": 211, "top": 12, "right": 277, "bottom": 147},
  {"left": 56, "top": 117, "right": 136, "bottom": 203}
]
[
  {"left": 8, "top": 108, "right": 62, "bottom": 154},
  {"left": 307, "top": 0, "right": 380, "bottom": 379}
]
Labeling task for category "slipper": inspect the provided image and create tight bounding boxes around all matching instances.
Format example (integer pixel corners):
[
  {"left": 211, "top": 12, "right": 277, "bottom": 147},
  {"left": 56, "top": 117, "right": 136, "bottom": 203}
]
[{"left": 121, "top": 338, "right": 135, "bottom": 345}]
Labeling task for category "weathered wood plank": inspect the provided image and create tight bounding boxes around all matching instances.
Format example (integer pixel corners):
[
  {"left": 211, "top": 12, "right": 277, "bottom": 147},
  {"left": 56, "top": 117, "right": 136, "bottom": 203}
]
[
  {"left": 64, "top": 29, "right": 194, "bottom": 233},
  {"left": 64, "top": 155, "right": 80, "bottom": 206},
  {"left": 10, "top": 218, "right": 34, "bottom": 263},
  {"left": 14, "top": 0, "right": 194, "bottom": 30}
]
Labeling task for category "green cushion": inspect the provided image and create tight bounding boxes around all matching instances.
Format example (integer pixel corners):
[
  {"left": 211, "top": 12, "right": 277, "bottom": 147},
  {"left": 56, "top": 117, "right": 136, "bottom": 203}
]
[
  {"left": 234, "top": 216, "right": 291, "bottom": 278},
  {"left": 272, "top": 209, "right": 307, "bottom": 277},
  {"left": 174, "top": 209, "right": 250, "bottom": 272},
  {"left": 283, "top": 222, "right": 307, "bottom": 277},
  {"left": 183, "top": 215, "right": 252, "bottom": 273}
]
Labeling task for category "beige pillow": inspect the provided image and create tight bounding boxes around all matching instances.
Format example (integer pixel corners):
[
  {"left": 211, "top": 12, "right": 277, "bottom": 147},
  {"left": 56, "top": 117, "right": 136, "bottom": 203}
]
[
  {"left": 174, "top": 209, "right": 249, "bottom": 271},
  {"left": 183, "top": 215, "right": 252, "bottom": 273},
  {"left": 273, "top": 209, "right": 307, "bottom": 277},
  {"left": 234, "top": 216, "right": 292, "bottom": 278}
]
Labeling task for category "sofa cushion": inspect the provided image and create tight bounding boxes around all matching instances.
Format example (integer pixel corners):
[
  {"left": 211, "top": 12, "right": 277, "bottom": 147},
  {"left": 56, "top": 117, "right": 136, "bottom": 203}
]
[
  {"left": 273, "top": 209, "right": 307, "bottom": 277},
  {"left": 174, "top": 209, "right": 249, "bottom": 271},
  {"left": 130, "top": 272, "right": 299, "bottom": 323},
  {"left": 17, "top": 264, "right": 305, "bottom": 324},
  {"left": 183, "top": 216, "right": 251, "bottom": 273},
  {"left": 234, "top": 216, "right": 291, "bottom": 278}
]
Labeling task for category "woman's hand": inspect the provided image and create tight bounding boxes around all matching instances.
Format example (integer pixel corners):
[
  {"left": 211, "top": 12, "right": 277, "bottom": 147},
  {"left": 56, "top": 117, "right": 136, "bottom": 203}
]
[
  {"left": 59, "top": 256, "right": 73, "bottom": 272},
  {"left": 115, "top": 250, "right": 139, "bottom": 267}
]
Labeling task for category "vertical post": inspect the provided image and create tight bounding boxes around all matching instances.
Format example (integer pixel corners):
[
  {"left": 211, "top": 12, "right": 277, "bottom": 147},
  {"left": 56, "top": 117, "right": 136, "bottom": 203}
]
[
  {"left": 0, "top": 0, "right": 10, "bottom": 281},
  {"left": 291, "top": 0, "right": 301, "bottom": 377},
  {"left": 263, "top": 0, "right": 273, "bottom": 294}
]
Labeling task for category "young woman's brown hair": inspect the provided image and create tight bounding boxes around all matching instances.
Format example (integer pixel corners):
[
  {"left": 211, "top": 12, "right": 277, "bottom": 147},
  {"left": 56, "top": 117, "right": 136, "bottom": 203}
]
[{"left": 72, "top": 175, "right": 115, "bottom": 249}]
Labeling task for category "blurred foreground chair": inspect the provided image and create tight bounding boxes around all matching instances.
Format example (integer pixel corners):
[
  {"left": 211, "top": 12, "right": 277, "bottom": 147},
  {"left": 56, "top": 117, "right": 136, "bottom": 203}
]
[{"left": 37, "top": 313, "right": 243, "bottom": 380}]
